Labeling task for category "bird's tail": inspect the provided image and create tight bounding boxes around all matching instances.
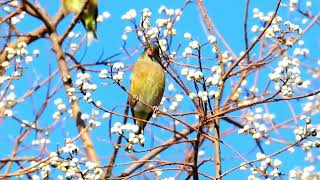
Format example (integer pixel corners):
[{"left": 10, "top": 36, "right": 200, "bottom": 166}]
[
  {"left": 133, "top": 111, "right": 149, "bottom": 147},
  {"left": 86, "top": 31, "right": 97, "bottom": 46},
  {"left": 136, "top": 122, "right": 145, "bottom": 147}
]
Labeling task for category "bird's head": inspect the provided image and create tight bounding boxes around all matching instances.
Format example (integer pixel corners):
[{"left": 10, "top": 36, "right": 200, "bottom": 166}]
[{"left": 145, "top": 44, "right": 160, "bottom": 62}]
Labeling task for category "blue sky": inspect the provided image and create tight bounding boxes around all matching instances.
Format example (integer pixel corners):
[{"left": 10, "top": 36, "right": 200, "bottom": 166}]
[{"left": 0, "top": 0, "right": 319, "bottom": 179}]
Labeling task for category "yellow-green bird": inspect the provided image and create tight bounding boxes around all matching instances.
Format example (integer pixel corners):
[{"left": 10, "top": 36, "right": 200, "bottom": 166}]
[
  {"left": 129, "top": 45, "right": 165, "bottom": 146},
  {"left": 62, "top": 0, "right": 98, "bottom": 44}
]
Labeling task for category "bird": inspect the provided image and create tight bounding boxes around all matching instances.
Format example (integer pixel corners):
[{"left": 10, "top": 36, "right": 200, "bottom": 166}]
[
  {"left": 129, "top": 44, "right": 165, "bottom": 146},
  {"left": 62, "top": 0, "right": 98, "bottom": 45}
]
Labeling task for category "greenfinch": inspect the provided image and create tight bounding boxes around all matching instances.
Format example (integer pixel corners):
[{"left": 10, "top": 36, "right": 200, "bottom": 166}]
[
  {"left": 62, "top": 0, "right": 98, "bottom": 44},
  {"left": 129, "top": 45, "right": 165, "bottom": 146}
]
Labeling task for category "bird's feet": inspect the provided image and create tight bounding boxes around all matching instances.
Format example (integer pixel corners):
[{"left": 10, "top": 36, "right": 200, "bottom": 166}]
[
  {"left": 130, "top": 95, "right": 139, "bottom": 104},
  {"left": 152, "top": 106, "right": 159, "bottom": 115}
]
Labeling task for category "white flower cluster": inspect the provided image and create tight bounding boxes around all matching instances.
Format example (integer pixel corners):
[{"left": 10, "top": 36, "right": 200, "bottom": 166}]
[
  {"left": 206, "top": 65, "right": 222, "bottom": 86},
  {"left": 31, "top": 138, "right": 51, "bottom": 146},
  {"left": 122, "top": 8, "right": 157, "bottom": 42},
  {"left": 128, "top": 132, "right": 145, "bottom": 145},
  {"left": 5, "top": 41, "right": 34, "bottom": 66},
  {"left": 112, "top": 62, "right": 125, "bottom": 81},
  {"left": 188, "top": 90, "right": 217, "bottom": 103},
  {"left": 123, "top": 9, "right": 152, "bottom": 41},
  {"left": 293, "top": 124, "right": 317, "bottom": 142},
  {"left": 289, "top": 166, "right": 319, "bottom": 180},
  {"left": 252, "top": 8, "right": 275, "bottom": 22},
  {"left": 302, "top": 95, "right": 320, "bottom": 113},
  {"left": 169, "top": 93, "right": 184, "bottom": 111},
  {"left": 121, "top": 9, "right": 137, "bottom": 20},
  {"left": 160, "top": 96, "right": 167, "bottom": 105},
  {"left": 158, "top": 97, "right": 168, "bottom": 115},
  {"left": 252, "top": 9, "right": 302, "bottom": 45},
  {"left": 180, "top": 68, "right": 203, "bottom": 81},
  {"left": 96, "top": 11, "right": 111, "bottom": 23},
  {"left": 111, "top": 122, "right": 145, "bottom": 146},
  {"left": 147, "top": 164, "right": 163, "bottom": 177},
  {"left": 67, "top": 31, "right": 82, "bottom": 39},
  {"left": 156, "top": 18, "right": 170, "bottom": 29},
  {"left": 20, "top": 119, "right": 36, "bottom": 128},
  {"left": 83, "top": 161, "right": 103, "bottom": 179},
  {"left": 168, "top": 83, "right": 176, "bottom": 92},
  {"left": 189, "top": 40, "right": 199, "bottom": 49},
  {"left": 55, "top": 98, "right": 67, "bottom": 112},
  {"left": 182, "top": 37, "right": 201, "bottom": 57},
  {"left": 183, "top": 32, "right": 192, "bottom": 40},
  {"left": 198, "top": 91, "right": 209, "bottom": 102},
  {"left": 120, "top": 9, "right": 137, "bottom": 40},
  {"left": 141, "top": 8, "right": 152, "bottom": 29},
  {"left": 158, "top": 5, "right": 182, "bottom": 17},
  {"left": 246, "top": 153, "right": 283, "bottom": 179},
  {"left": 196, "top": 89, "right": 217, "bottom": 99},
  {"left": 69, "top": 43, "right": 79, "bottom": 51},
  {"left": 122, "top": 6, "right": 182, "bottom": 45},
  {"left": 300, "top": 115, "right": 312, "bottom": 125},
  {"left": 60, "top": 138, "right": 80, "bottom": 154},
  {"left": 157, "top": 6, "right": 182, "bottom": 37},
  {"left": 198, "top": 150, "right": 205, "bottom": 156},
  {"left": 3, "top": 6, "right": 11, "bottom": 13},
  {"left": 284, "top": 20, "right": 302, "bottom": 35},
  {"left": 0, "top": 75, "right": 11, "bottom": 84},
  {"left": 251, "top": 25, "right": 260, "bottom": 33},
  {"left": 6, "top": 10, "right": 25, "bottom": 25},
  {"left": 64, "top": 159, "right": 80, "bottom": 179},
  {"left": 264, "top": 17, "right": 282, "bottom": 38},
  {"left": 238, "top": 123, "right": 268, "bottom": 141},
  {"left": 49, "top": 143, "right": 104, "bottom": 179},
  {"left": 221, "top": 51, "right": 233, "bottom": 66},
  {"left": 288, "top": 0, "right": 298, "bottom": 11},
  {"left": 180, "top": 64, "right": 224, "bottom": 104},
  {"left": 75, "top": 72, "right": 97, "bottom": 102},
  {"left": 52, "top": 98, "right": 67, "bottom": 120},
  {"left": 182, "top": 47, "right": 192, "bottom": 57},
  {"left": 98, "top": 69, "right": 108, "bottom": 79},
  {"left": 237, "top": 96, "right": 259, "bottom": 107},
  {"left": 302, "top": 140, "right": 320, "bottom": 155},
  {"left": 48, "top": 152, "right": 62, "bottom": 171},
  {"left": 102, "top": 112, "right": 111, "bottom": 119},
  {"left": 0, "top": 85, "right": 15, "bottom": 117},
  {"left": 269, "top": 56, "right": 305, "bottom": 97},
  {"left": 245, "top": 107, "right": 275, "bottom": 122},
  {"left": 111, "top": 122, "right": 138, "bottom": 134},
  {"left": 87, "top": 110, "right": 102, "bottom": 129},
  {"left": 293, "top": 47, "right": 309, "bottom": 56},
  {"left": 305, "top": 1, "right": 312, "bottom": 7},
  {"left": 158, "top": 39, "right": 167, "bottom": 52},
  {"left": 162, "top": 24, "right": 177, "bottom": 38},
  {"left": 39, "top": 164, "right": 51, "bottom": 179},
  {"left": 238, "top": 108, "right": 274, "bottom": 140},
  {"left": 207, "top": 35, "right": 217, "bottom": 44},
  {"left": 29, "top": 161, "right": 51, "bottom": 179}
]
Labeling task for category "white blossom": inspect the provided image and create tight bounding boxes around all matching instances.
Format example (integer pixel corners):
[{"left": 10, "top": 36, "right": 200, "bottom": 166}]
[
  {"left": 121, "top": 9, "right": 137, "bottom": 20},
  {"left": 207, "top": 35, "right": 216, "bottom": 43},
  {"left": 184, "top": 32, "right": 192, "bottom": 39}
]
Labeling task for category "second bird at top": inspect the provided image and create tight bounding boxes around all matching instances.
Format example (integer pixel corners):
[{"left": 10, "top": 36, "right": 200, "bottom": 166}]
[{"left": 62, "top": 0, "right": 98, "bottom": 44}]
